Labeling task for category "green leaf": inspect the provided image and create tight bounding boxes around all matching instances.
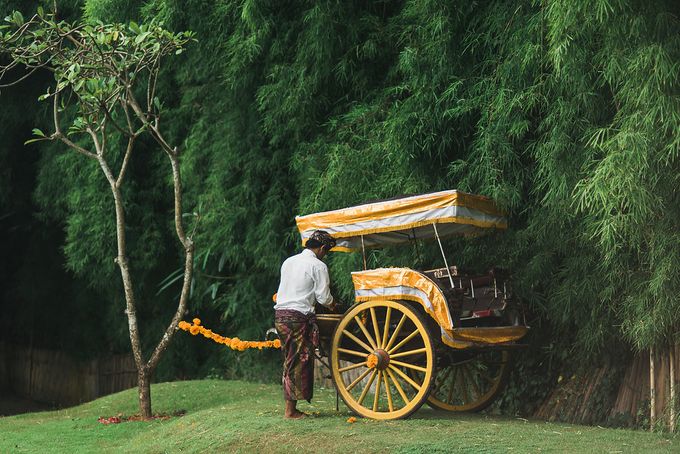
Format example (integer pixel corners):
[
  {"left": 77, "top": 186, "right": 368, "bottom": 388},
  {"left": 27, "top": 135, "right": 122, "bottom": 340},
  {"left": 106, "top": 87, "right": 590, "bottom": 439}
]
[
  {"left": 129, "top": 21, "right": 140, "bottom": 34},
  {"left": 12, "top": 11, "right": 23, "bottom": 26},
  {"left": 32, "top": 128, "right": 45, "bottom": 137},
  {"left": 24, "top": 138, "right": 47, "bottom": 145},
  {"left": 134, "top": 31, "right": 150, "bottom": 45}
]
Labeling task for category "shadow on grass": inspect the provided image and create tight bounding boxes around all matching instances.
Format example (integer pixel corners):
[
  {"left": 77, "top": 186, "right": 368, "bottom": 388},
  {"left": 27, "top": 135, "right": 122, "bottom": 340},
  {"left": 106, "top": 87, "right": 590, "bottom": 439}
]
[{"left": 0, "top": 393, "right": 55, "bottom": 417}]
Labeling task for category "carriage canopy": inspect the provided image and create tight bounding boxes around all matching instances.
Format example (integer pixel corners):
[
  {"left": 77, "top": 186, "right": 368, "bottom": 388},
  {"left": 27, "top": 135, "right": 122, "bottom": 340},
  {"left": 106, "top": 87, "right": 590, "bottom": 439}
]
[{"left": 296, "top": 190, "right": 507, "bottom": 251}]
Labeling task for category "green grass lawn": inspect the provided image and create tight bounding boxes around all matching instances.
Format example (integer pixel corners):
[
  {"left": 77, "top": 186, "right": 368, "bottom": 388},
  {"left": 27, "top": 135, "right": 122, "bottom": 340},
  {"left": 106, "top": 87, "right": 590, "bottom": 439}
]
[{"left": 0, "top": 380, "right": 675, "bottom": 453}]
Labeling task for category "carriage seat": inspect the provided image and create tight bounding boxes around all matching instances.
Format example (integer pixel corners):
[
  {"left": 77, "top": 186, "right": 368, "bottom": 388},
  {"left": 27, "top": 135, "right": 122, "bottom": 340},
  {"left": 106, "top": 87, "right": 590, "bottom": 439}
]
[
  {"left": 422, "top": 266, "right": 510, "bottom": 318},
  {"left": 422, "top": 266, "right": 507, "bottom": 290}
]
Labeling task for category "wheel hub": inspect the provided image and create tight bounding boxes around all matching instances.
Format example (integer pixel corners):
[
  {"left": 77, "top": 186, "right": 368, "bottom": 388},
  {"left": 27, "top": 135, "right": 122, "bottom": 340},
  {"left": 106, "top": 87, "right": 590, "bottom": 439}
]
[{"left": 367, "top": 349, "right": 390, "bottom": 370}]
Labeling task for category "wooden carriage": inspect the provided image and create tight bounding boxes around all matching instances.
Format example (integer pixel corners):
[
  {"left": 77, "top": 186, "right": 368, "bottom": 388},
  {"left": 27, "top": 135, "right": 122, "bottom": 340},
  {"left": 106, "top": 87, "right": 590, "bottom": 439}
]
[{"left": 296, "top": 190, "right": 529, "bottom": 420}]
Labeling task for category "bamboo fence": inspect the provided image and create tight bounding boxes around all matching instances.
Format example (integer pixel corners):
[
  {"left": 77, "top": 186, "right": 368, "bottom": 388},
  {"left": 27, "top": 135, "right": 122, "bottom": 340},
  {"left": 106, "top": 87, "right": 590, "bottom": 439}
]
[
  {"left": 0, "top": 342, "right": 136, "bottom": 407},
  {"left": 536, "top": 344, "right": 680, "bottom": 430},
  {"left": 610, "top": 345, "right": 680, "bottom": 430}
]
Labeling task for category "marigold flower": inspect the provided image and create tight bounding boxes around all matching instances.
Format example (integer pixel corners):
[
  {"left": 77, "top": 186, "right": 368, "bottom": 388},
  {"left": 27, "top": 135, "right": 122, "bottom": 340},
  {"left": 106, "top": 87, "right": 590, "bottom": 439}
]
[
  {"left": 178, "top": 321, "right": 190, "bottom": 330},
  {"left": 192, "top": 318, "right": 201, "bottom": 326},
  {"left": 347, "top": 417, "right": 357, "bottom": 423},
  {"left": 189, "top": 325, "right": 200, "bottom": 335},
  {"left": 366, "top": 354, "right": 378, "bottom": 369},
  {"left": 273, "top": 339, "right": 281, "bottom": 349}
]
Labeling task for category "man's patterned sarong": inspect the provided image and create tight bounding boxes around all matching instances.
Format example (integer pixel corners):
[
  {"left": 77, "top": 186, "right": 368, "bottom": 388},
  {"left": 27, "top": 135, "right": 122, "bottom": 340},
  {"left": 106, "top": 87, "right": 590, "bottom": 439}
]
[{"left": 275, "top": 309, "right": 319, "bottom": 402}]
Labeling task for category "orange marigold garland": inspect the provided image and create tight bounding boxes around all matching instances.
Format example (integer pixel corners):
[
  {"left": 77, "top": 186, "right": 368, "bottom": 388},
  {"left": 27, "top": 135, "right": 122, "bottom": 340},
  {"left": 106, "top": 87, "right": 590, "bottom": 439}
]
[{"left": 178, "top": 318, "right": 281, "bottom": 351}]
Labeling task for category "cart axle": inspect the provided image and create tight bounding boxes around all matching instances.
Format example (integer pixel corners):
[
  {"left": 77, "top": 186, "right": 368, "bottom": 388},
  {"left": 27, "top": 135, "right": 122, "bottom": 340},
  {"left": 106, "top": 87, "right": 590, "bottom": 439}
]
[{"left": 367, "top": 349, "right": 390, "bottom": 370}]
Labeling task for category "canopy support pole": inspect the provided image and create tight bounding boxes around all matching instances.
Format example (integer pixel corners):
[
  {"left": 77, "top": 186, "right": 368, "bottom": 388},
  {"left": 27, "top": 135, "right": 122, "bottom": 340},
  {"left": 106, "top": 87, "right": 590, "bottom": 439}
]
[
  {"left": 360, "top": 235, "right": 367, "bottom": 270},
  {"left": 432, "top": 223, "right": 455, "bottom": 289}
]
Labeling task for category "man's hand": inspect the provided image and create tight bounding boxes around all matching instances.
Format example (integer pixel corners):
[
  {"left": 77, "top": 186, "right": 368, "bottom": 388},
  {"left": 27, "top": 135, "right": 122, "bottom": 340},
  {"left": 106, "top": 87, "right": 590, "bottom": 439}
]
[{"left": 327, "top": 299, "right": 338, "bottom": 312}]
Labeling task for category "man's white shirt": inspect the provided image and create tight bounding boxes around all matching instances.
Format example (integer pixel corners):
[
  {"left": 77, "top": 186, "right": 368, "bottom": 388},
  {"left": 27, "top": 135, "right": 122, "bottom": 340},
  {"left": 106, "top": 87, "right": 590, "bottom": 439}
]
[{"left": 274, "top": 248, "right": 333, "bottom": 314}]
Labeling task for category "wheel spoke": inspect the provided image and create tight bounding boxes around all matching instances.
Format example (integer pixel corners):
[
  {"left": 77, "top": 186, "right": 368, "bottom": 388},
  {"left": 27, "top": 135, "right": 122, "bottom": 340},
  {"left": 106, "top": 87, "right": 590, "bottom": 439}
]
[
  {"left": 460, "top": 365, "right": 471, "bottom": 403},
  {"left": 373, "top": 371, "right": 382, "bottom": 412},
  {"left": 383, "top": 370, "right": 394, "bottom": 412},
  {"left": 466, "top": 366, "right": 482, "bottom": 399},
  {"left": 390, "top": 347, "right": 427, "bottom": 359},
  {"left": 446, "top": 367, "right": 458, "bottom": 404},
  {"left": 353, "top": 316, "right": 378, "bottom": 350},
  {"left": 339, "top": 361, "right": 368, "bottom": 373},
  {"left": 388, "top": 328, "right": 420, "bottom": 355},
  {"left": 338, "top": 347, "right": 370, "bottom": 358},
  {"left": 438, "top": 367, "right": 452, "bottom": 389},
  {"left": 342, "top": 329, "right": 374, "bottom": 353},
  {"left": 370, "top": 308, "right": 381, "bottom": 349},
  {"left": 386, "top": 367, "right": 410, "bottom": 406},
  {"left": 357, "top": 370, "right": 378, "bottom": 405},
  {"left": 346, "top": 368, "right": 372, "bottom": 392},
  {"left": 381, "top": 307, "right": 392, "bottom": 349},
  {"left": 390, "top": 359, "right": 428, "bottom": 373},
  {"left": 384, "top": 313, "right": 407, "bottom": 352},
  {"left": 389, "top": 365, "right": 421, "bottom": 391},
  {"left": 479, "top": 371, "right": 496, "bottom": 384},
  {"left": 433, "top": 366, "right": 451, "bottom": 396}
]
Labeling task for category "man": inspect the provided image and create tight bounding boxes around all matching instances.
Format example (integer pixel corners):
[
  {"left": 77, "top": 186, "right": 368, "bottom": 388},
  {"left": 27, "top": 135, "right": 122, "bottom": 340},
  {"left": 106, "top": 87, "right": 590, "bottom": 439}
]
[{"left": 274, "top": 230, "right": 337, "bottom": 419}]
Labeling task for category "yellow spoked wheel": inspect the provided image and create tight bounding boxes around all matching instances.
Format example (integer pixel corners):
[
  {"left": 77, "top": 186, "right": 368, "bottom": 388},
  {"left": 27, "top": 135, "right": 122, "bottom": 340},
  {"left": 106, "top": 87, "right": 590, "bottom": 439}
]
[
  {"left": 330, "top": 300, "right": 435, "bottom": 420},
  {"left": 427, "top": 350, "right": 510, "bottom": 412}
]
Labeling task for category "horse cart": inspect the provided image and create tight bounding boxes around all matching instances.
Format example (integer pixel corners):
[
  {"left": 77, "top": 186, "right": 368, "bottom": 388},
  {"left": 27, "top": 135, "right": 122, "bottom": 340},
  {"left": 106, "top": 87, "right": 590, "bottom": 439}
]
[{"left": 296, "top": 189, "right": 529, "bottom": 420}]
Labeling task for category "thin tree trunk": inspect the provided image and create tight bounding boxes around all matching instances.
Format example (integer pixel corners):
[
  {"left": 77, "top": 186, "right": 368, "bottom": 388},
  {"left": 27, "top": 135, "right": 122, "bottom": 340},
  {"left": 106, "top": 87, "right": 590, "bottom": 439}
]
[
  {"left": 650, "top": 348, "right": 656, "bottom": 431},
  {"left": 138, "top": 367, "right": 151, "bottom": 418},
  {"left": 671, "top": 345, "right": 676, "bottom": 432},
  {"left": 100, "top": 157, "right": 149, "bottom": 418}
]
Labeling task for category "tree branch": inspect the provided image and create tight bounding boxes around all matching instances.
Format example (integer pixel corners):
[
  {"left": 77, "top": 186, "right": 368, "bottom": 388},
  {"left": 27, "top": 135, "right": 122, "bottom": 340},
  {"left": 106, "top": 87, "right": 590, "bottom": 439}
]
[
  {"left": 0, "top": 66, "right": 40, "bottom": 88},
  {"left": 147, "top": 239, "right": 193, "bottom": 371},
  {"left": 126, "top": 88, "right": 175, "bottom": 155},
  {"left": 116, "top": 135, "right": 135, "bottom": 188},
  {"left": 52, "top": 91, "right": 97, "bottom": 159},
  {"left": 119, "top": 97, "right": 135, "bottom": 133},
  {"left": 86, "top": 126, "right": 103, "bottom": 156},
  {"left": 102, "top": 104, "right": 134, "bottom": 138},
  {"left": 147, "top": 151, "right": 194, "bottom": 371}
]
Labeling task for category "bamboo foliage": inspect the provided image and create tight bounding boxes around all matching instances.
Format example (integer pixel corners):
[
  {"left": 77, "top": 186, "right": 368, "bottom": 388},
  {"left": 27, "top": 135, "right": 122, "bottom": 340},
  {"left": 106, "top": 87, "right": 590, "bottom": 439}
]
[{"left": 0, "top": 0, "right": 678, "bottom": 390}]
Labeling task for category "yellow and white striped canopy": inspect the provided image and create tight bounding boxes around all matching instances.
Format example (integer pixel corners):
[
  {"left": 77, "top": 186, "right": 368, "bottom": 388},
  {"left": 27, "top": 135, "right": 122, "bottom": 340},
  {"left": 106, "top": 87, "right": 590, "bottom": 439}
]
[{"left": 296, "top": 190, "right": 507, "bottom": 252}]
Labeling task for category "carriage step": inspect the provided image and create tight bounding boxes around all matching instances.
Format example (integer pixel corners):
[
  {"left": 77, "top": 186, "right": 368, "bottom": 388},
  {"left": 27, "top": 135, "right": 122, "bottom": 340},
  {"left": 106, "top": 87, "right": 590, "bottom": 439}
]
[{"left": 446, "top": 325, "right": 529, "bottom": 344}]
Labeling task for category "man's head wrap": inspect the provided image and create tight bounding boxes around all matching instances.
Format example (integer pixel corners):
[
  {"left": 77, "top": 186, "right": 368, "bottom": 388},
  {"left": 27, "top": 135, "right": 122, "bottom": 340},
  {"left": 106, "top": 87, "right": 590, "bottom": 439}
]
[{"left": 307, "top": 230, "right": 337, "bottom": 250}]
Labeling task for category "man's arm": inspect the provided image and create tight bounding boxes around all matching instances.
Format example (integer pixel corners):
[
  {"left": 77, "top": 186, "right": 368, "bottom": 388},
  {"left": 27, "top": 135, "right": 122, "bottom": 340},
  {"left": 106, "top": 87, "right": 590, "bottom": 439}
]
[{"left": 312, "top": 263, "right": 335, "bottom": 309}]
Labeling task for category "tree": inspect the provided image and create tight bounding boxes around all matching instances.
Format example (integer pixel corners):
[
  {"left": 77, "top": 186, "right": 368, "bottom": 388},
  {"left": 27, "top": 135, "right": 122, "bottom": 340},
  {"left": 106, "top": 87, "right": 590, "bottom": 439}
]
[{"left": 0, "top": 7, "right": 195, "bottom": 418}]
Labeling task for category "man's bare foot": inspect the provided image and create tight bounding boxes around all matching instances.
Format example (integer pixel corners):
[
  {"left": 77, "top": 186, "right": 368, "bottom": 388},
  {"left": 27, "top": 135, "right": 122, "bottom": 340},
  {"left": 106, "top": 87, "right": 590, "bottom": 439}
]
[{"left": 284, "top": 411, "right": 307, "bottom": 419}]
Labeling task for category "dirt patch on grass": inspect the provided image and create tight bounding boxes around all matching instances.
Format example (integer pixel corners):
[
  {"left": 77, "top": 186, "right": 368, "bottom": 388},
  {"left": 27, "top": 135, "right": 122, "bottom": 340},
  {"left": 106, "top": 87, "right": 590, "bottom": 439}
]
[{"left": 97, "top": 409, "right": 187, "bottom": 424}]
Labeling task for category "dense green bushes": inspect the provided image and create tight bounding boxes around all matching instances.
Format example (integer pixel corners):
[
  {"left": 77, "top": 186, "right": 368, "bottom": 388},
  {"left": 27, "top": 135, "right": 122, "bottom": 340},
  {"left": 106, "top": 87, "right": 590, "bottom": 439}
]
[{"left": 1, "top": 0, "right": 678, "bottom": 393}]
